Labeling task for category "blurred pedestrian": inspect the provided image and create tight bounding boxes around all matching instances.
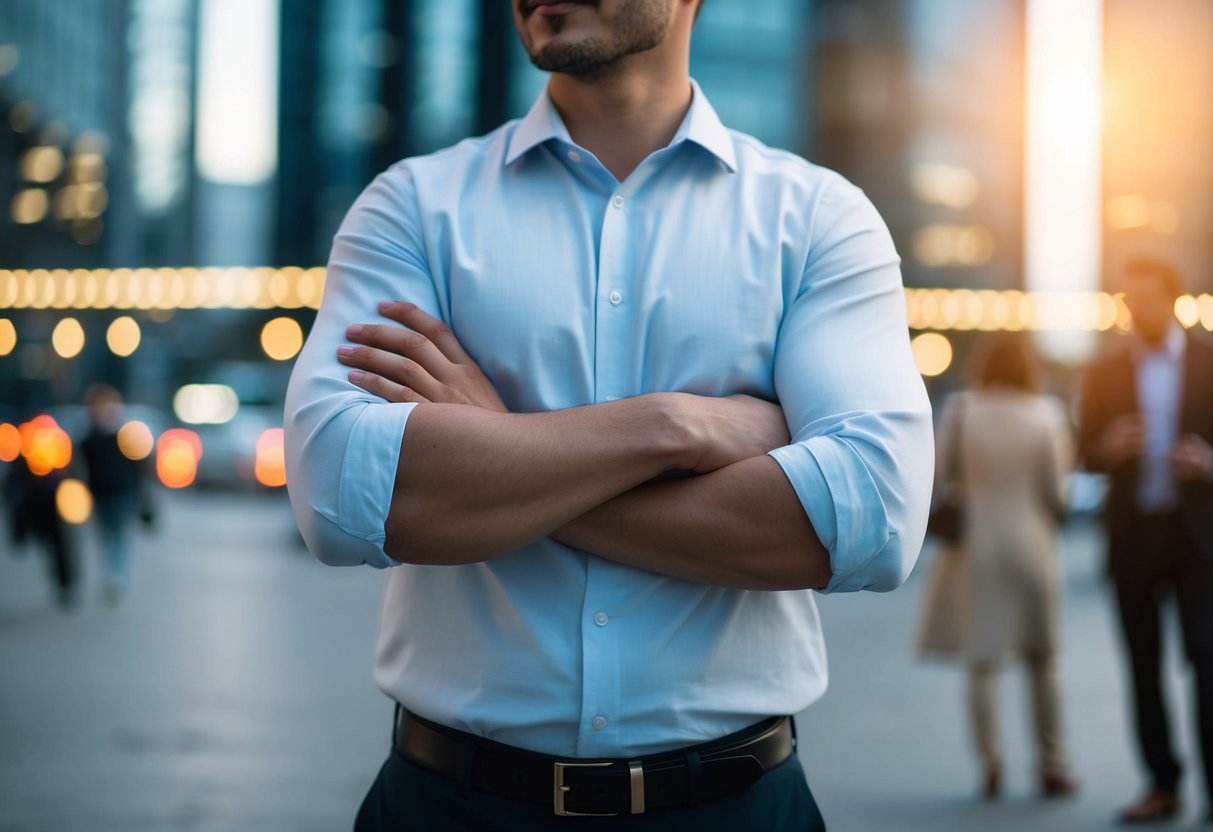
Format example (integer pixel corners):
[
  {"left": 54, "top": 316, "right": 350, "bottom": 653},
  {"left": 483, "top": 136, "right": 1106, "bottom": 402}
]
[
  {"left": 1078, "top": 258, "right": 1213, "bottom": 825},
  {"left": 4, "top": 452, "right": 79, "bottom": 609},
  {"left": 79, "top": 384, "right": 154, "bottom": 605},
  {"left": 917, "top": 332, "right": 1078, "bottom": 800},
  {"left": 284, "top": 0, "right": 933, "bottom": 827}
]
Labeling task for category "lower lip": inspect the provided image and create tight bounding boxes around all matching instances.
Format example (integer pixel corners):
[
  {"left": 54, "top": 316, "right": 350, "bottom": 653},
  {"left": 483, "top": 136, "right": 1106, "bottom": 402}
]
[{"left": 535, "top": 2, "right": 585, "bottom": 16}]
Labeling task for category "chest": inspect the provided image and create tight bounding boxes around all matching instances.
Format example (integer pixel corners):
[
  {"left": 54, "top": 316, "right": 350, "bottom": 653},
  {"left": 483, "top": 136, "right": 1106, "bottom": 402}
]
[{"left": 428, "top": 169, "right": 804, "bottom": 410}]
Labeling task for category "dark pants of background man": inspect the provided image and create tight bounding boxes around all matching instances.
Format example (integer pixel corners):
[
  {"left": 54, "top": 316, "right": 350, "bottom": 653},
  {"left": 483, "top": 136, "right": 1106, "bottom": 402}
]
[{"left": 1112, "top": 511, "right": 1213, "bottom": 808}]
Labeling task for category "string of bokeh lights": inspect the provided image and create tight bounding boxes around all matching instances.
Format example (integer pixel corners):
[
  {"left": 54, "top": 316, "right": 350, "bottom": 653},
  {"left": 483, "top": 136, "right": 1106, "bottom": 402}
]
[
  {"left": 4, "top": 267, "right": 1213, "bottom": 526},
  {"left": 4, "top": 267, "right": 1213, "bottom": 377}
]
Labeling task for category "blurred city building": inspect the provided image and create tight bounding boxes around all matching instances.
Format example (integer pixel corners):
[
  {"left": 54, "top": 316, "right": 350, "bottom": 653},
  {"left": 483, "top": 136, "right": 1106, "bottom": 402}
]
[{"left": 2, "top": 0, "right": 1213, "bottom": 493}]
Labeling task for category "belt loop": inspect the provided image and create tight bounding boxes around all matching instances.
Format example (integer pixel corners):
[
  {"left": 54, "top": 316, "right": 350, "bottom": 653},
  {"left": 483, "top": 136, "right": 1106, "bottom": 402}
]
[
  {"left": 392, "top": 703, "right": 402, "bottom": 749},
  {"left": 457, "top": 739, "right": 476, "bottom": 799},
  {"left": 684, "top": 750, "right": 703, "bottom": 806},
  {"left": 790, "top": 715, "right": 798, "bottom": 751}
]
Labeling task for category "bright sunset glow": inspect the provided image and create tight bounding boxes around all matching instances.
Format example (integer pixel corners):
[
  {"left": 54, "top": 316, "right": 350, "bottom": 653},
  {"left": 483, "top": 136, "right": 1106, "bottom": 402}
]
[{"left": 1025, "top": 0, "right": 1103, "bottom": 363}]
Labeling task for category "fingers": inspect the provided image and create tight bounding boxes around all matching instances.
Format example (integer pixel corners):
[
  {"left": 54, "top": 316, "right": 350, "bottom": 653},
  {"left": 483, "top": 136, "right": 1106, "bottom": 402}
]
[
  {"left": 376, "top": 301, "right": 475, "bottom": 365},
  {"left": 338, "top": 343, "right": 444, "bottom": 401},
  {"left": 345, "top": 320, "right": 453, "bottom": 382},
  {"left": 346, "top": 369, "right": 431, "bottom": 405}
]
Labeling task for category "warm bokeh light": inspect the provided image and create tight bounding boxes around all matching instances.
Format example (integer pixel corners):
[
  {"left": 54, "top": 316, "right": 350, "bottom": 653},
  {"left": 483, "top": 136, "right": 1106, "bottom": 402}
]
[
  {"left": 0, "top": 422, "right": 20, "bottom": 462},
  {"left": 11, "top": 188, "right": 48, "bottom": 224},
  {"left": 0, "top": 318, "right": 15, "bottom": 355},
  {"left": 910, "top": 162, "right": 979, "bottom": 209},
  {"left": 156, "top": 428, "right": 202, "bottom": 489},
  {"left": 911, "top": 332, "right": 954, "bottom": 378},
  {"left": 116, "top": 420, "right": 155, "bottom": 461},
  {"left": 911, "top": 225, "right": 994, "bottom": 268},
  {"left": 106, "top": 315, "right": 142, "bottom": 357},
  {"left": 1105, "top": 194, "right": 1150, "bottom": 230},
  {"left": 173, "top": 383, "right": 239, "bottom": 425},
  {"left": 260, "top": 316, "right": 303, "bottom": 361},
  {"left": 55, "top": 479, "right": 93, "bottom": 525},
  {"left": 51, "top": 317, "right": 85, "bottom": 358},
  {"left": 20, "top": 146, "right": 64, "bottom": 183},
  {"left": 0, "top": 266, "right": 327, "bottom": 311},
  {"left": 19, "top": 414, "right": 72, "bottom": 475},
  {"left": 1176, "top": 295, "right": 1201, "bottom": 329},
  {"left": 254, "top": 427, "right": 287, "bottom": 487}
]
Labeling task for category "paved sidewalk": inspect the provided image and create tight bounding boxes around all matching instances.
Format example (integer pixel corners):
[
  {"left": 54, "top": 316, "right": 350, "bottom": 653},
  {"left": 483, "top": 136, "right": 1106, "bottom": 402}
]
[{"left": 0, "top": 493, "right": 1204, "bottom": 830}]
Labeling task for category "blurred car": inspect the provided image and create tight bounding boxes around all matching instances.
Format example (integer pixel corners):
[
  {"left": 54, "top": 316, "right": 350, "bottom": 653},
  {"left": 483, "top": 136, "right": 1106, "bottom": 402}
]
[{"left": 191, "top": 404, "right": 283, "bottom": 490}]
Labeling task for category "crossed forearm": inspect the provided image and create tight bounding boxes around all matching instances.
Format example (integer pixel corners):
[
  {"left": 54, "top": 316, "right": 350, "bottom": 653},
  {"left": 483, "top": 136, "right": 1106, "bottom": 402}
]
[
  {"left": 342, "top": 301, "right": 821, "bottom": 585},
  {"left": 552, "top": 454, "right": 829, "bottom": 590},
  {"left": 387, "top": 401, "right": 827, "bottom": 590},
  {"left": 385, "top": 395, "right": 690, "bottom": 562}
]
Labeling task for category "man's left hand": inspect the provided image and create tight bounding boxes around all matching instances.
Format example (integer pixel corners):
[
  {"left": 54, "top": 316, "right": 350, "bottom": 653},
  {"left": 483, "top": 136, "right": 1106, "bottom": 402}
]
[
  {"left": 1171, "top": 433, "right": 1213, "bottom": 482},
  {"left": 337, "top": 300, "right": 507, "bottom": 411}
]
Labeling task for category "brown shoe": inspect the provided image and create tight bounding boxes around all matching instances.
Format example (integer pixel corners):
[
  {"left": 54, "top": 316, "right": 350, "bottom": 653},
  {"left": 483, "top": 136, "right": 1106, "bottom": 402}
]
[
  {"left": 1041, "top": 773, "right": 1079, "bottom": 799},
  {"left": 1119, "top": 789, "right": 1180, "bottom": 823}
]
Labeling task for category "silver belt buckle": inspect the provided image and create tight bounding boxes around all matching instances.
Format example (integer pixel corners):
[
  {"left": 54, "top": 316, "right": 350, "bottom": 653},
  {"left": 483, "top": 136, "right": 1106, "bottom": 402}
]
[{"left": 553, "top": 760, "right": 646, "bottom": 816}]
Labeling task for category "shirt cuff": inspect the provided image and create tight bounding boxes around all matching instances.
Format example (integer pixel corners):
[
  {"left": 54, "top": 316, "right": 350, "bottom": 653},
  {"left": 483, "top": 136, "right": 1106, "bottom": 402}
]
[
  {"left": 337, "top": 401, "right": 417, "bottom": 563},
  {"left": 769, "top": 436, "right": 891, "bottom": 593}
]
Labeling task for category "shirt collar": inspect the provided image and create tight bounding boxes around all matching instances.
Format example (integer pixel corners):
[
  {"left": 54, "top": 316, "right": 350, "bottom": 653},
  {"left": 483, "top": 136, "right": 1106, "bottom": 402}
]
[
  {"left": 1135, "top": 322, "right": 1186, "bottom": 361},
  {"left": 505, "top": 78, "right": 737, "bottom": 172}
]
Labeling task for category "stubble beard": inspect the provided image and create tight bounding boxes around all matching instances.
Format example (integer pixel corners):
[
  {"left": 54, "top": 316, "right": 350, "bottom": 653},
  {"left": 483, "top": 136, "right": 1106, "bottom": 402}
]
[{"left": 521, "top": 0, "right": 669, "bottom": 81}]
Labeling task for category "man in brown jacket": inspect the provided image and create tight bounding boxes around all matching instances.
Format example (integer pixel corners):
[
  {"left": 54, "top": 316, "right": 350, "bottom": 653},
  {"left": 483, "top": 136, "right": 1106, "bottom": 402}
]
[{"left": 1078, "top": 258, "right": 1213, "bottom": 824}]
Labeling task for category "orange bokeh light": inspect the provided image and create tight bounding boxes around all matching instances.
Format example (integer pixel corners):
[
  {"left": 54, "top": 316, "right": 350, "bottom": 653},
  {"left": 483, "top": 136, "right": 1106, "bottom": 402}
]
[
  {"left": 254, "top": 427, "right": 286, "bottom": 487},
  {"left": 116, "top": 420, "right": 155, "bottom": 461},
  {"left": 0, "top": 422, "right": 20, "bottom": 462},
  {"left": 156, "top": 428, "right": 202, "bottom": 489},
  {"left": 19, "top": 414, "right": 72, "bottom": 475}
]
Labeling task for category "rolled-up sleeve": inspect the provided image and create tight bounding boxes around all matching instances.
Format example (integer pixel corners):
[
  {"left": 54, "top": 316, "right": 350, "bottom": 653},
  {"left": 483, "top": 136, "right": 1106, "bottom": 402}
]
[
  {"left": 284, "top": 166, "right": 439, "bottom": 567},
  {"left": 767, "top": 177, "right": 933, "bottom": 593}
]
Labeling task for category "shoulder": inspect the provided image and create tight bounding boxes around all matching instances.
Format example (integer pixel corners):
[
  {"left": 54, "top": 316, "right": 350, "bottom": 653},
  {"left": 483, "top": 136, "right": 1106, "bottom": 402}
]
[
  {"left": 727, "top": 130, "right": 868, "bottom": 209},
  {"left": 377, "top": 121, "right": 519, "bottom": 194},
  {"left": 1083, "top": 338, "right": 1134, "bottom": 379}
]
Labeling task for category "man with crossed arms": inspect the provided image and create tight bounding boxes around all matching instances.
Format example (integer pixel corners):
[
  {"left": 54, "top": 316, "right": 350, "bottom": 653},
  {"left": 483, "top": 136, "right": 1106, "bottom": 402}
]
[{"left": 285, "top": 0, "right": 932, "bottom": 827}]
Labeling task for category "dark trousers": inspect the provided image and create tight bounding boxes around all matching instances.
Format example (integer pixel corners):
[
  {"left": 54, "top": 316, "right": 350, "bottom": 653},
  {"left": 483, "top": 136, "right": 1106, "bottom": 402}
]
[
  {"left": 354, "top": 743, "right": 826, "bottom": 831},
  {"left": 1111, "top": 512, "right": 1213, "bottom": 805}
]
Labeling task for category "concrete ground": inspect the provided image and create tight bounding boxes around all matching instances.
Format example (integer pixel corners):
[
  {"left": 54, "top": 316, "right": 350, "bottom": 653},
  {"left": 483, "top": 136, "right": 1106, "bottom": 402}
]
[{"left": 0, "top": 491, "right": 1205, "bottom": 831}]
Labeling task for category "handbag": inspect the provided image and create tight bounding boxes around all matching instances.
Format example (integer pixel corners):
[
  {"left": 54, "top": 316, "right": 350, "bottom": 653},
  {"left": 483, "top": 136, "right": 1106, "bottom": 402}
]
[{"left": 926, "top": 396, "right": 966, "bottom": 544}]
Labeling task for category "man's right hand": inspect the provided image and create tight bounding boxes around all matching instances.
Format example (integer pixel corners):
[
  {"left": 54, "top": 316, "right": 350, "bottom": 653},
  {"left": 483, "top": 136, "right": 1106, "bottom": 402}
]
[{"left": 1096, "top": 413, "right": 1145, "bottom": 469}]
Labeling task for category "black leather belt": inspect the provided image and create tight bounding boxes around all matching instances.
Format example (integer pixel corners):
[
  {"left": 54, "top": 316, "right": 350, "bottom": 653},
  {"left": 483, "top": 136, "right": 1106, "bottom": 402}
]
[{"left": 393, "top": 708, "right": 795, "bottom": 817}]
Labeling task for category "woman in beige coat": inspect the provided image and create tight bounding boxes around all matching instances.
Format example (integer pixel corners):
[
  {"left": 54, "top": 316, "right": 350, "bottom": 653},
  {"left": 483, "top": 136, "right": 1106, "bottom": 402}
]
[{"left": 918, "top": 332, "right": 1079, "bottom": 800}]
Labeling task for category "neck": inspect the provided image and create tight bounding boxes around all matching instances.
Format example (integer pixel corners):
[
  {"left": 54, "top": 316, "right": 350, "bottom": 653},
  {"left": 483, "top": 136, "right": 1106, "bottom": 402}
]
[
  {"left": 1137, "top": 322, "right": 1177, "bottom": 350},
  {"left": 547, "top": 54, "right": 693, "bottom": 182}
]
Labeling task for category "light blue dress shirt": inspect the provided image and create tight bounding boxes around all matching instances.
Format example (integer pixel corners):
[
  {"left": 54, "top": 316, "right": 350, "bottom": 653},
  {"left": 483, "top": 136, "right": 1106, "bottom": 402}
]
[
  {"left": 1134, "top": 324, "right": 1184, "bottom": 511},
  {"left": 285, "top": 81, "right": 933, "bottom": 758}
]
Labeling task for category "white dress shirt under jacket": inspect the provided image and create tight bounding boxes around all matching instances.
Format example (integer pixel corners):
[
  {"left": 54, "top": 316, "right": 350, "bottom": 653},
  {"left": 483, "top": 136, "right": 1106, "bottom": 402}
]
[
  {"left": 1134, "top": 324, "right": 1185, "bottom": 511},
  {"left": 284, "top": 82, "right": 934, "bottom": 758}
]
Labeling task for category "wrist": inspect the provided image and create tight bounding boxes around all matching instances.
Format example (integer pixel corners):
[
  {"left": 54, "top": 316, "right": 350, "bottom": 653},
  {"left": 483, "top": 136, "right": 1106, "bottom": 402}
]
[{"left": 642, "top": 392, "right": 700, "bottom": 471}]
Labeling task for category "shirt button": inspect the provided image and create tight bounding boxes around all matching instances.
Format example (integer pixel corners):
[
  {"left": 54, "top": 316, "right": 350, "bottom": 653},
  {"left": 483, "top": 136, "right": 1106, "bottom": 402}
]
[
  {"left": 611, "top": 194, "right": 625, "bottom": 209},
  {"left": 594, "top": 612, "right": 608, "bottom": 627},
  {"left": 567, "top": 149, "right": 581, "bottom": 163},
  {"left": 592, "top": 716, "right": 607, "bottom": 731},
  {"left": 609, "top": 290, "right": 622, "bottom": 306}
]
